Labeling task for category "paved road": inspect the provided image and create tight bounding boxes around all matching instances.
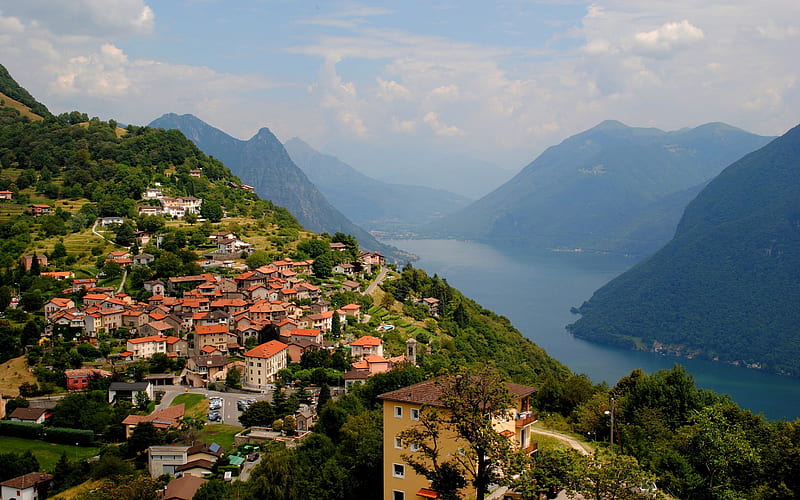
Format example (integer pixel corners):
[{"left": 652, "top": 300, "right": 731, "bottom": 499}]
[{"left": 364, "top": 266, "right": 389, "bottom": 296}]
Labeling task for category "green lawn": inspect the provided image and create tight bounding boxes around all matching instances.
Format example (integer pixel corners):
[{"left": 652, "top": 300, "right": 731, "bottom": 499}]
[
  {"left": 198, "top": 423, "right": 243, "bottom": 451},
  {"left": 0, "top": 436, "right": 101, "bottom": 472},
  {"left": 171, "top": 392, "right": 207, "bottom": 419}
]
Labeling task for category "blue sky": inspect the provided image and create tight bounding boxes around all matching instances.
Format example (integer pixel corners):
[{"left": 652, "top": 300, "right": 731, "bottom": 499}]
[{"left": 0, "top": 1, "right": 798, "bottom": 195}]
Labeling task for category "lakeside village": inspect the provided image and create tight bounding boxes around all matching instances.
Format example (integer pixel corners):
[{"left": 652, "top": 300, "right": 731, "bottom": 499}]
[{"left": 0, "top": 185, "right": 541, "bottom": 500}]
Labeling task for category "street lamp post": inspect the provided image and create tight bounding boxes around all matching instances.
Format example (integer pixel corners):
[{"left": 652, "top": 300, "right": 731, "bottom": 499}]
[{"left": 603, "top": 398, "right": 615, "bottom": 453}]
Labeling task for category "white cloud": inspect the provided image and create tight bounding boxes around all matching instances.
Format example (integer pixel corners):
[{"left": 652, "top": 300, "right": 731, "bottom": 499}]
[
  {"left": 423, "top": 111, "right": 464, "bottom": 136},
  {"left": 376, "top": 77, "right": 411, "bottom": 101},
  {"left": 633, "top": 20, "right": 704, "bottom": 56},
  {"left": 0, "top": 0, "right": 154, "bottom": 37}
]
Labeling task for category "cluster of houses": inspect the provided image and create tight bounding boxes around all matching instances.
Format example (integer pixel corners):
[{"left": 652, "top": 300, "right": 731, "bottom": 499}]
[
  {"left": 137, "top": 187, "right": 202, "bottom": 219},
  {"left": 41, "top": 244, "right": 402, "bottom": 392}
]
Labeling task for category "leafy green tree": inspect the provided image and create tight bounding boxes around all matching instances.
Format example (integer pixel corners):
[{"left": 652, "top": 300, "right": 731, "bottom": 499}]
[
  {"left": 296, "top": 238, "right": 329, "bottom": 258},
  {"left": 135, "top": 391, "right": 151, "bottom": 412},
  {"left": 239, "top": 401, "right": 276, "bottom": 428},
  {"left": 194, "top": 479, "right": 230, "bottom": 500},
  {"left": 246, "top": 250, "right": 271, "bottom": 269},
  {"left": 127, "top": 422, "right": 164, "bottom": 456},
  {"left": 567, "top": 452, "right": 656, "bottom": 500},
  {"left": 226, "top": 366, "right": 242, "bottom": 389},
  {"left": 50, "top": 241, "right": 67, "bottom": 259},
  {"left": 283, "top": 414, "right": 297, "bottom": 436},
  {"left": 400, "top": 366, "right": 532, "bottom": 500},
  {"left": 114, "top": 221, "right": 136, "bottom": 246},
  {"left": 312, "top": 252, "right": 334, "bottom": 279},
  {"left": 0, "top": 450, "right": 39, "bottom": 482},
  {"left": 200, "top": 200, "right": 223, "bottom": 222}
]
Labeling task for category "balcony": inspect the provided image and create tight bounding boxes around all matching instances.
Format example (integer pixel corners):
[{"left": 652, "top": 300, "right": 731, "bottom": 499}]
[
  {"left": 515, "top": 411, "right": 538, "bottom": 428},
  {"left": 523, "top": 441, "right": 538, "bottom": 454}
]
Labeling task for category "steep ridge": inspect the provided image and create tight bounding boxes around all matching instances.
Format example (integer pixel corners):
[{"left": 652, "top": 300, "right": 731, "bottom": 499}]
[
  {"left": 429, "top": 121, "right": 772, "bottom": 257},
  {"left": 149, "top": 113, "right": 410, "bottom": 262},
  {"left": 568, "top": 123, "right": 800, "bottom": 375},
  {"left": 284, "top": 137, "right": 470, "bottom": 234}
]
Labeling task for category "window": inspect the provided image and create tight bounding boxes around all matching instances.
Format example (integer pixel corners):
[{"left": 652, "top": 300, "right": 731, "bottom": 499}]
[
  {"left": 394, "top": 406, "right": 403, "bottom": 418},
  {"left": 410, "top": 408, "right": 420, "bottom": 421},
  {"left": 410, "top": 443, "right": 419, "bottom": 452},
  {"left": 394, "top": 436, "right": 403, "bottom": 449},
  {"left": 392, "top": 463, "right": 405, "bottom": 478},
  {"left": 392, "top": 491, "right": 405, "bottom": 500}
]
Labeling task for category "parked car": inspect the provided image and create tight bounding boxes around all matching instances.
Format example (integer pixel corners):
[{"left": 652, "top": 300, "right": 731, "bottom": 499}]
[
  {"left": 247, "top": 452, "right": 259, "bottom": 462},
  {"left": 208, "top": 412, "right": 221, "bottom": 422}
]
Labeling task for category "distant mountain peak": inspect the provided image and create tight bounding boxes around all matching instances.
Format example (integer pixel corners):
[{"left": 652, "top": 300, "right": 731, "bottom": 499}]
[{"left": 593, "top": 119, "right": 629, "bottom": 130}]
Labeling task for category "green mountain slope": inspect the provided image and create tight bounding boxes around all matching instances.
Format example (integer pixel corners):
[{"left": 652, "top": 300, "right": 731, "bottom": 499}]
[
  {"left": 429, "top": 121, "right": 772, "bottom": 256},
  {"left": 568, "top": 123, "right": 800, "bottom": 375},
  {"left": 0, "top": 63, "right": 51, "bottom": 118},
  {"left": 284, "top": 137, "right": 470, "bottom": 234},
  {"left": 149, "top": 114, "right": 410, "bottom": 262}
]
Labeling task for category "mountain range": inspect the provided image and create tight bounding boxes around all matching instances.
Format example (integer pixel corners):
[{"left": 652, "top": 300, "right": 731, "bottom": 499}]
[
  {"left": 284, "top": 137, "right": 470, "bottom": 235},
  {"left": 427, "top": 120, "right": 773, "bottom": 257},
  {"left": 568, "top": 123, "right": 800, "bottom": 375},
  {"left": 148, "top": 113, "right": 411, "bottom": 262}
]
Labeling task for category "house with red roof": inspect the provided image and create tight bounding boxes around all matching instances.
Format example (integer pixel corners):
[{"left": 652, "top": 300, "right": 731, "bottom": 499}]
[
  {"left": 44, "top": 297, "right": 75, "bottom": 321},
  {"left": 0, "top": 472, "right": 53, "bottom": 500},
  {"left": 65, "top": 368, "right": 112, "bottom": 391},
  {"left": 126, "top": 334, "right": 187, "bottom": 359},
  {"left": 243, "top": 340, "right": 289, "bottom": 389},
  {"left": 350, "top": 335, "right": 384, "bottom": 359},
  {"left": 194, "top": 324, "right": 238, "bottom": 355}
]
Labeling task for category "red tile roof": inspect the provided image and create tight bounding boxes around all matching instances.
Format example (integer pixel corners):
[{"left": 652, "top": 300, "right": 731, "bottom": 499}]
[
  {"left": 350, "top": 335, "right": 382, "bottom": 347},
  {"left": 244, "top": 340, "right": 288, "bottom": 359},
  {"left": 195, "top": 324, "right": 230, "bottom": 335},
  {"left": 0, "top": 472, "right": 53, "bottom": 490}
]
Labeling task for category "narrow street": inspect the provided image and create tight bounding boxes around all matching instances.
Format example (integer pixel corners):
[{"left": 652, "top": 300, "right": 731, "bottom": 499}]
[{"left": 364, "top": 266, "right": 389, "bottom": 295}]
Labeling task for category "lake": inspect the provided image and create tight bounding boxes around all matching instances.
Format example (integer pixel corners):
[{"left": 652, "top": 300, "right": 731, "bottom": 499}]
[{"left": 385, "top": 238, "right": 800, "bottom": 421}]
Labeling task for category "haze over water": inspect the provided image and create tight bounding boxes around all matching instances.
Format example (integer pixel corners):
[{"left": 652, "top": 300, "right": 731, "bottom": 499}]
[{"left": 386, "top": 238, "right": 800, "bottom": 421}]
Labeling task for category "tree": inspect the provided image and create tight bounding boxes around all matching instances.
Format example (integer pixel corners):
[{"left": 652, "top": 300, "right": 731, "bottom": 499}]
[
  {"left": 312, "top": 252, "right": 334, "bottom": 279},
  {"left": 200, "top": 201, "right": 223, "bottom": 222},
  {"left": 283, "top": 415, "right": 296, "bottom": 436},
  {"left": 226, "top": 366, "right": 242, "bottom": 389},
  {"left": 128, "top": 422, "right": 163, "bottom": 456},
  {"left": 567, "top": 452, "right": 656, "bottom": 500},
  {"left": 246, "top": 250, "right": 271, "bottom": 269},
  {"left": 114, "top": 221, "right": 136, "bottom": 247},
  {"left": 239, "top": 401, "right": 276, "bottom": 428},
  {"left": 331, "top": 311, "right": 341, "bottom": 338},
  {"left": 400, "top": 366, "right": 532, "bottom": 500},
  {"left": 135, "top": 391, "right": 151, "bottom": 412}
]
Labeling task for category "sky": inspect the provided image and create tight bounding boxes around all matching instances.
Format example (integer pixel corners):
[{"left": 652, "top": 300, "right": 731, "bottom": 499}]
[{"left": 0, "top": 1, "right": 798, "bottom": 196}]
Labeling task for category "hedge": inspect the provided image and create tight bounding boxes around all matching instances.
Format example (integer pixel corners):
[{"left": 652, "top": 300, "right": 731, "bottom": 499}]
[
  {"left": 0, "top": 421, "right": 43, "bottom": 439},
  {"left": 44, "top": 427, "right": 95, "bottom": 446}
]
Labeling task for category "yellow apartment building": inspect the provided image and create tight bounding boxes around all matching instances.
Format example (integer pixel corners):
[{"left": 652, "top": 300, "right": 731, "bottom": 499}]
[{"left": 378, "top": 378, "right": 538, "bottom": 500}]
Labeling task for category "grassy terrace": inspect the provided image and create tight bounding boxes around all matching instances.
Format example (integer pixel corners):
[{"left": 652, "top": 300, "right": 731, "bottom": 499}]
[
  {"left": 0, "top": 436, "right": 101, "bottom": 472},
  {"left": 170, "top": 392, "right": 208, "bottom": 420}
]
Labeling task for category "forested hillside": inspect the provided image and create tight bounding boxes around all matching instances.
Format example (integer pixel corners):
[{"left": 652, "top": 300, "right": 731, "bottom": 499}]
[
  {"left": 568, "top": 123, "right": 800, "bottom": 375},
  {"left": 148, "top": 113, "right": 410, "bottom": 262},
  {"left": 430, "top": 121, "right": 772, "bottom": 256}
]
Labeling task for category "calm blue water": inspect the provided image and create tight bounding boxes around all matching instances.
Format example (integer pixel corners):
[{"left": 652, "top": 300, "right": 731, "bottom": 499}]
[{"left": 385, "top": 239, "right": 800, "bottom": 421}]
